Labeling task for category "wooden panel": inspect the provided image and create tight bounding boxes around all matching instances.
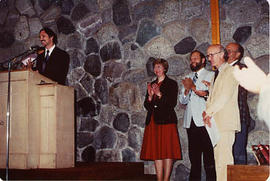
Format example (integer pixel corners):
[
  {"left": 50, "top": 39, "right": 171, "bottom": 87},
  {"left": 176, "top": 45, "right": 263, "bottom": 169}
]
[
  {"left": 210, "top": 0, "right": 220, "bottom": 44},
  {"left": 40, "top": 94, "right": 56, "bottom": 153},
  {"left": 227, "top": 165, "right": 269, "bottom": 181},
  {"left": 0, "top": 73, "right": 28, "bottom": 154},
  {"left": 26, "top": 70, "right": 54, "bottom": 168},
  {"left": 0, "top": 72, "right": 28, "bottom": 168},
  {"left": 55, "top": 85, "right": 74, "bottom": 168},
  {"left": 40, "top": 154, "right": 56, "bottom": 168},
  {"left": 38, "top": 84, "right": 74, "bottom": 168},
  {"left": 10, "top": 80, "right": 28, "bottom": 153},
  {"left": 9, "top": 154, "right": 27, "bottom": 168}
]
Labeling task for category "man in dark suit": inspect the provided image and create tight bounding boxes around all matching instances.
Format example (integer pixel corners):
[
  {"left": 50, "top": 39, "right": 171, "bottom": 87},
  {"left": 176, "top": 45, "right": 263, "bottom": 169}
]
[
  {"left": 35, "top": 27, "right": 70, "bottom": 85},
  {"left": 226, "top": 42, "right": 251, "bottom": 164}
]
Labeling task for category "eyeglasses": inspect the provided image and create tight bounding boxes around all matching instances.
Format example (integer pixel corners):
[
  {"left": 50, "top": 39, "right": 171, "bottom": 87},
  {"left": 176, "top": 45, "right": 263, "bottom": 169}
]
[
  {"left": 206, "top": 51, "right": 222, "bottom": 59},
  {"left": 226, "top": 49, "right": 238, "bottom": 54}
]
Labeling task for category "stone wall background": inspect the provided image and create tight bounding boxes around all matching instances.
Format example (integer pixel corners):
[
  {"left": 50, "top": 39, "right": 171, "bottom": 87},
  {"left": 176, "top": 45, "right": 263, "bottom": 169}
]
[{"left": 0, "top": 0, "right": 269, "bottom": 180}]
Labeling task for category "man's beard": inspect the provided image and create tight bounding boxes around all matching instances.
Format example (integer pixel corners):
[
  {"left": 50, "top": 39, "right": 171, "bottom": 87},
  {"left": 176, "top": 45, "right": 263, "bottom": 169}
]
[{"left": 190, "top": 62, "right": 203, "bottom": 72}]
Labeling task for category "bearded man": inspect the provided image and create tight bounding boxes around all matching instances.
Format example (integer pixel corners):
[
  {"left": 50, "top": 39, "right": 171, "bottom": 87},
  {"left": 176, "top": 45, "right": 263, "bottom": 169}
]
[
  {"left": 32, "top": 27, "right": 70, "bottom": 85},
  {"left": 179, "top": 50, "right": 216, "bottom": 181}
]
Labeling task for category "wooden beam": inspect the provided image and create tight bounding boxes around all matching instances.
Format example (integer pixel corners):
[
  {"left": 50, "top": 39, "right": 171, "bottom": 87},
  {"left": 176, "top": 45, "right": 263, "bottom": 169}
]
[{"left": 210, "top": 0, "right": 220, "bottom": 44}]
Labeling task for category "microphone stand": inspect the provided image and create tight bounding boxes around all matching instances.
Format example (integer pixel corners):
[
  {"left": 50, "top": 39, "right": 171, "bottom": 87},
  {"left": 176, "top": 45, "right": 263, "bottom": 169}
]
[
  {"left": 2, "top": 49, "right": 36, "bottom": 181},
  {"left": 5, "top": 58, "right": 13, "bottom": 181}
]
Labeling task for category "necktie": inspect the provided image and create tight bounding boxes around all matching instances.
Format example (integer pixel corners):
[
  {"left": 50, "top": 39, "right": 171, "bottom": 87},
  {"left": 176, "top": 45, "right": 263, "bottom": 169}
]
[
  {"left": 213, "top": 70, "right": 219, "bottom": 83},
  {"left": 45, "top": 50, "right": 50, "bottom": 62},
  {"left": 193, "top": 72, "right": 198, "bottom": 83},
  {"left": 189, "top": 72, "right": 198, "bottom": 100},
  {"left": 42, "top": 50, "right": 49, "bottom": 72}
]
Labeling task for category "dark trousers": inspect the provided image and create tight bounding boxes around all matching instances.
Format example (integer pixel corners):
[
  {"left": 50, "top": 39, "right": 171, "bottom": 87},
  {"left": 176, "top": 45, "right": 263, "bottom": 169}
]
[
  {"left": 233, "top": 122, "right": 248, "bottom": 164},
  {"left": 187, "top": 119, "right": 216, "bottom": 181}
]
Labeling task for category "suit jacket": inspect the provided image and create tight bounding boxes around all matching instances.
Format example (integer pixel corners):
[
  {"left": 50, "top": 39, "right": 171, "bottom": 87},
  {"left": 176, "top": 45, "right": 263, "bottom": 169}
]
[
  {"left": 233, "top": 61, "right": 251, "bottom": 125},
  {"left": 144, "top": 76, "right": 178, "bottom": 125},
  {"left": 206, "top": 63, "right": 240, "bottom": 132},
  {"left": 179, "top": 68, "right": 214, "bottom": 128},
  {"left": 36, "top": 46, "right": 70, "bottom": 85}
]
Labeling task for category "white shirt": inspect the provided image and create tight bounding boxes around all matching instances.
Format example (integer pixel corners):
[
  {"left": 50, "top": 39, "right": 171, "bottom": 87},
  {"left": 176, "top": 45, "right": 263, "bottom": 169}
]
[
  {"left": 179, "top": 68, "right": 214, "bottom": 128},
  {"left": 45, "top": 44, "right": 55, "bottom": 57},
  {"left": 229, "top": 59, "right": 238, "bottom": 66}
]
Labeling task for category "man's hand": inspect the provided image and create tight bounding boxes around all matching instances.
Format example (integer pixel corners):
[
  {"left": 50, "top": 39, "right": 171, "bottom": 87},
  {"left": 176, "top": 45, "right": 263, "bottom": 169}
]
[
  {"left": 22, "top": 60, "right": 33, "bottom": 70},
  {"left": 203, "top": 111, "right": 212, "bottom": 127},
  {"left": 194, "top": 90, "right": 208, "bottom": 97},
  {"left": 233, "top": 56, "right": 267, "bottom": 94},
  {"left": 182, "top": 78, "right": 195, "bottom": 90},
  {"left": 202, "top": 80, "right": 211, "bottom": 88}
]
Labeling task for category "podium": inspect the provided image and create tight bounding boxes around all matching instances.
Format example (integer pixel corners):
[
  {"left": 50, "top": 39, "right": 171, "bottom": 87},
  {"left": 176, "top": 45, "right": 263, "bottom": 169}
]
[{"left": 0, "top": 70, "right": 74, "bottom": 169}]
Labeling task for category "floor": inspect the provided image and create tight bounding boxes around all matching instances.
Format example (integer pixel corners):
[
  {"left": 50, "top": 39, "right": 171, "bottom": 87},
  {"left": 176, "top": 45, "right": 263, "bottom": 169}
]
[{"left": 0, "top": 162, "right": 156, "bottom": 180}]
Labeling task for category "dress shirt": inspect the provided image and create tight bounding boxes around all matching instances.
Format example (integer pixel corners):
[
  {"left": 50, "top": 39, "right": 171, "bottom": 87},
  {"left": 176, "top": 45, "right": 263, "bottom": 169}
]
[
  {"left": 45, "top": 44, "right": 55, "bottom": 57},
  {"left": 217, "top": 63, "right": 226, "bottom": 72},
  {"left": 179, "top": 68, "right": 214, "bottom": 128},
  {"left": 229, "top": 59, "right": 238, "bottom": 66}
]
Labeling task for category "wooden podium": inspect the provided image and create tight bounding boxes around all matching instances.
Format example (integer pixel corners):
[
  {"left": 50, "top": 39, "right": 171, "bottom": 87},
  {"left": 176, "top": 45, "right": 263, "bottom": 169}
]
[{"left": 0, "top": 70, "right": 74, "bottom": 169}]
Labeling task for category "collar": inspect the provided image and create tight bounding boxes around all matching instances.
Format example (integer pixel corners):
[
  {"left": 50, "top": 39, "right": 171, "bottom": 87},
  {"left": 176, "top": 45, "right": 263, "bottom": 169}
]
[
  {"left": 229, "top": 59, "right": 239, "bottom": 66},
  {"left": 195, "top": 68, "right": 204, "bottom": 77},
  {"left": 45, "top": 44, "right": 55, "bottom": 56},
  {"left": 218, "top": 62, "right": 227, "bottom": 72},
  {"left": 155, "top": 75, "right": 168, "bottom": 83}
]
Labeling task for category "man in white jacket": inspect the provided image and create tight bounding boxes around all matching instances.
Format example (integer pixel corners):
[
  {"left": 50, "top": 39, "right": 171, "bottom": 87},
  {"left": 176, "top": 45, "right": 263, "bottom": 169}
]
[{"left": 179, "top": 50, "right": 216, "bottom": 181}]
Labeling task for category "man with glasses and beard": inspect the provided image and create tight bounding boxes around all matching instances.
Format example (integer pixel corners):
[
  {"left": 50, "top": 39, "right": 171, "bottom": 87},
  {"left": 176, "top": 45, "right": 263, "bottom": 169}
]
[{"left": 179, "top": 50, "right": 216, "bottom": 181}]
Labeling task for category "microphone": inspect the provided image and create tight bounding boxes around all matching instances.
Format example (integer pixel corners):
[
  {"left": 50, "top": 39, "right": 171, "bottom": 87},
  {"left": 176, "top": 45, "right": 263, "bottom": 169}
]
[
  {"left": 30, "top": 45, "right": 44, "bottom": 55},
  {"left": 30, "top": 45, "right": 43, "bottom": 51}
]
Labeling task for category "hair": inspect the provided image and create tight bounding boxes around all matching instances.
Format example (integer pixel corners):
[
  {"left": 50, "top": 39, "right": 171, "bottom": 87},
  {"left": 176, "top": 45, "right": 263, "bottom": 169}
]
[
  {"left": 236, "top": 43, "right": 244, "bottom": 61},
  {"left": 190, "top": 50, "right": 206, "bottom": 66},
  {"left": 40, "top": 27, "right": 58, "bottom": 45},
  {"left": 152, "top": 58, "right": 169, "bottom": 74}
]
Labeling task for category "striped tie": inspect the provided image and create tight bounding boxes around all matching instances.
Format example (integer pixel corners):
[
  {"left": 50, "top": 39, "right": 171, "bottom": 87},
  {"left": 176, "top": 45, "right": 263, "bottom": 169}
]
[
  {"left": 193, "top": 72, "right": 198, "bottom": 83},
  {"left": 189, "top": 72, "right": 198, "bottom": 100}
]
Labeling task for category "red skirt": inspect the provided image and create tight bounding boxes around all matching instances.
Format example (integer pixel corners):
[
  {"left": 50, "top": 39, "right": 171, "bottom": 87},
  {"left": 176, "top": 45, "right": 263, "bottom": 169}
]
[{"left": 140, "top": 114, "right": 182, "bottom": 160}]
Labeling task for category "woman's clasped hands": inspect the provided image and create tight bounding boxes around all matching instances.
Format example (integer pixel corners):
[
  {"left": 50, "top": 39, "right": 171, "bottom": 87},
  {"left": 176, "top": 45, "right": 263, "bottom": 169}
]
[{"left": 147, "top": 82, "right": 162, "bottom": 101}]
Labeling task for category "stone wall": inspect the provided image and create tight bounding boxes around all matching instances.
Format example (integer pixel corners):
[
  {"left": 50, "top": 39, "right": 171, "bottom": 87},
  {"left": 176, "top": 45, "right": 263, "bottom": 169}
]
[{"left": 0, "top": 0, "right": 269, "bottom": 180}]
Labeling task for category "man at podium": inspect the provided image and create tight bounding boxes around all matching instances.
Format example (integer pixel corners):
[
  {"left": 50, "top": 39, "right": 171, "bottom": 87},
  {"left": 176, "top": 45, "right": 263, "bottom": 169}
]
[{"left": 31, "top": 27, "right": 70, "bottom": 85}]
